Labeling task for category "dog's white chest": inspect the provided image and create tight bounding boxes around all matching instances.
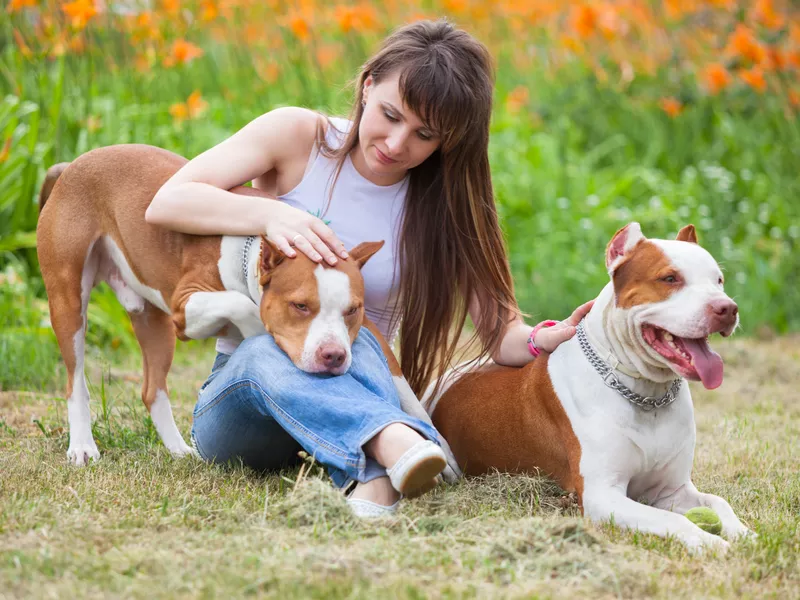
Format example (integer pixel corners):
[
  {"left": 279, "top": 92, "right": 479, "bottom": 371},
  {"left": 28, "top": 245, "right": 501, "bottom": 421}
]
[{"left": 548, "top": 339, "right": 696, "bottom": 490}]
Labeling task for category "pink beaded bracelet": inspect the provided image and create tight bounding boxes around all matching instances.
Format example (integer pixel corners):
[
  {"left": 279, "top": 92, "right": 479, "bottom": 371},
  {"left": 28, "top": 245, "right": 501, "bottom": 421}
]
[{"left": 527, "top": 320, "right": 559, "bottom": 357}]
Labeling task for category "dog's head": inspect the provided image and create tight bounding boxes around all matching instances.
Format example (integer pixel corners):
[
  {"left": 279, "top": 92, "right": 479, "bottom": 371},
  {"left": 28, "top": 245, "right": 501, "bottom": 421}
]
[
  {"left": 258, "top": 238, "right": 384, "bottom": 375},
  {"left": 605, "top": 222, "right": 737, "bottom": 389}
]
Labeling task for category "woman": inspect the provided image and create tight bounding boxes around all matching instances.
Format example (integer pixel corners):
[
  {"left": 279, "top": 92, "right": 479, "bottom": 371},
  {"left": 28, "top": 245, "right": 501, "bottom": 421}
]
[{"left": 146, "top": 19, "right": 590, "bottom": 517}]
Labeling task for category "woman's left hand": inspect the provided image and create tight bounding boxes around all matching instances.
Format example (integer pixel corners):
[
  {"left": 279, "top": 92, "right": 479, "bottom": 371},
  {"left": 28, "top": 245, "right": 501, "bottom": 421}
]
[{"left": 532, "top": 300, "right": 594, "bottom": 354}]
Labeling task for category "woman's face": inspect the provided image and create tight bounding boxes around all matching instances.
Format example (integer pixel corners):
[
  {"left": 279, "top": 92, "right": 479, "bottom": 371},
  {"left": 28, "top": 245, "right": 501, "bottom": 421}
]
[{"left": 354, "top": 71, "right": 441, "bottom": 186}]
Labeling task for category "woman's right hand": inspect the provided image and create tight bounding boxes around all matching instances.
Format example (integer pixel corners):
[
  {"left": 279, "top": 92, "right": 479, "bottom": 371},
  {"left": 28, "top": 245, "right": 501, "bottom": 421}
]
[{"left": 263, "top": 201, "right": 348, "bottom": 266}]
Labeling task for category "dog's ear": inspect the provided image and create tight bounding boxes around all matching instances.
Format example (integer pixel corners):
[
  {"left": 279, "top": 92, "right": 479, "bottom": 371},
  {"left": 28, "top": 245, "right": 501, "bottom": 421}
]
[
  {"left": 259, "top": 235, "right": 286, "bottom": 286},
  {"left": 349, "top": 241, "right": 385, "bottom": 269},
  {"left": 676, "top": 224, "right": 698, "bottom": 244},
  {"left": 606, "top": 222, "right": 645, "bottom": 273}
]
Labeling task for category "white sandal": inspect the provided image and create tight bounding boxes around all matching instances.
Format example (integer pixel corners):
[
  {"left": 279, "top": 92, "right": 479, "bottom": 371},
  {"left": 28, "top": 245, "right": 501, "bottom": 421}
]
[{"left": 386, "top": 440, "right": 447, "bottom": 498}]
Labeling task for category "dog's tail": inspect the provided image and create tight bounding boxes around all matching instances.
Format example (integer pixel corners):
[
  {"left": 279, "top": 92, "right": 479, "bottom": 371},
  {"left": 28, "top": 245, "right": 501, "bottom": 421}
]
[{"left": 38, "top": 162, "right": 70, "bottom": 214}]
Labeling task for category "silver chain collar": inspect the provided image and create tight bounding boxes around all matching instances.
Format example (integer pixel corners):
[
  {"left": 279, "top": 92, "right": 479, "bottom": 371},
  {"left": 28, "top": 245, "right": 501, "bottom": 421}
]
[
  {"left": 242, "top": 235, "right": 256, "bottom": 280},
  {"left": 576, "top": 321, "right": 683, "bottom": 411}
]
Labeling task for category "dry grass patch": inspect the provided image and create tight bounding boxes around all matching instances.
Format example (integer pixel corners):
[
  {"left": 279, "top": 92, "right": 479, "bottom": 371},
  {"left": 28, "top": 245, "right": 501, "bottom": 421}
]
[{"left": 1, "top": 336, "right": 798, "bottom": 598}]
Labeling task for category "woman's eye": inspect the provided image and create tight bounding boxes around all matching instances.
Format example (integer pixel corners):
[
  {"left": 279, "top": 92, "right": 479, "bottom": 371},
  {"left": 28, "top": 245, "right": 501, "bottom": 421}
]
[
  {"left": 384, "top": 111, "right": 398, "bottom": 122},
  {"left": 417, "top": 131, "right": 432, "bottom": 141}
]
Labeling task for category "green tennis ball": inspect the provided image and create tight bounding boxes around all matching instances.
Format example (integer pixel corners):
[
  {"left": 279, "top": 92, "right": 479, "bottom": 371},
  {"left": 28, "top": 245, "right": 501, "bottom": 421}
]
[{"left": 684, "top": 507, "right": 723, "bottom": 536}]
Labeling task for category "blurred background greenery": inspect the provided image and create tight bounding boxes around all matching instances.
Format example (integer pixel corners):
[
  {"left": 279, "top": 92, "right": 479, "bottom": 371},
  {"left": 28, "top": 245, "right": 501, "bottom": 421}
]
[{"left": 2, "top": 0, "right": 799, "bottom": 390}]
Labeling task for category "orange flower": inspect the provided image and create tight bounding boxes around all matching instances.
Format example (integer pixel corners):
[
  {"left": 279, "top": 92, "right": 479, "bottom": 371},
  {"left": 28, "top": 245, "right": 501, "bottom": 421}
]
[
  {"left": 7, "top": 0, "right": 37, "bottom": 13},
  {"left": 443, "top": 0, "right": 468, "bottom": 12},
  {"left": 739, "top": 67, "right": 767, "bottom": 93},
  {"left": 200, "top": 0, "right": 217, "bottom": 22},
  {"left": 169, "top": 102, "right": 188, "bottom": 122},
  {"left": 659, "top": 97, "right": 683, "bottom": 118},
  {"left": 505, "top": 85, "right": 529, "bottom": 114},
  {"left": 701, "top": 63, "right": 731, "bottom": 95},
  {"left": 570, "top": 4, "right": 597, "bottom": 39},
  {"left": 334, "top": 4, "right": 379, "bottom": 34},
  {"left": 764, "top": 47, "right": 788, "bottom": 72},
  {"left": 164, "top": 39, "right": 204, "bottom": 67},
  {"left": 285, "top": 9, "right": 312, "bottom": 42},
  {"left": 789, "top": 90, "right": 800, "bottom": 107},
  {"left": 161, "top": 0, "right": 180, "bottom": 15},
  {"left": 61, "top": 0, "right": 97, "bottom": 29},
  {"left": 169, "top": 91, "right": 207, "bottom": 124},
  {"left": 186, "top": 91, "right": 208, "bottom": 117},
  {"left": 750, "top": 0, "right": 784, "bottom": 30},
  {"left": 725, "top": 24, "right": 766, "bottom": 65}
]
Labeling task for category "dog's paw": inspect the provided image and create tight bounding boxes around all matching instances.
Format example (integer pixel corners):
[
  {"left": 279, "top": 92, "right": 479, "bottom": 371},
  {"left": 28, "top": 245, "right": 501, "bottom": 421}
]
[
  {"left": 67, "top": 441, "right": 100, "bottom": 466},
  {"left": 684, "top": 531, "right": 730, "bottom": 555},
  {"left": 726, "top": 524, "right": 757, "bottom": 541},
  {"left": 167, "top": 441, "right": 198, "bottom": 459}
]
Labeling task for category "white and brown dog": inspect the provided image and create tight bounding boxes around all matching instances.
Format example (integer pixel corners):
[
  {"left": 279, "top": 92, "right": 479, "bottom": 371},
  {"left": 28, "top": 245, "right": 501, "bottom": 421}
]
[
  {"left": 37, "top": 144, "right": 453, "bottom": 473},
  {"left": 426, "top": 223, "right": 753, "bottom": 552}
]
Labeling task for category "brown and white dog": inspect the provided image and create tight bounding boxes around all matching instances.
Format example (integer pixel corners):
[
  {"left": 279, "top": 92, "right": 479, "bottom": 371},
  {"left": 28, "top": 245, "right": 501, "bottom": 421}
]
[
  {"left": 426, "top": 223, "right": 753, "bottom": 552},
  {"left": 37, "top": 144, "right": 456, "bottom": 474}
]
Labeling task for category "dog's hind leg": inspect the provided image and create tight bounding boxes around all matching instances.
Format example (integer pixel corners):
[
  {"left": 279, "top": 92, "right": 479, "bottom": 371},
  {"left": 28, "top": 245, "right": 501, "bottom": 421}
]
[
  {"left": 40, "top": 238, "right": 102, "bottom": 466},
  {"left": 128, "top": 303, "right": 194, "bottom": 457}
]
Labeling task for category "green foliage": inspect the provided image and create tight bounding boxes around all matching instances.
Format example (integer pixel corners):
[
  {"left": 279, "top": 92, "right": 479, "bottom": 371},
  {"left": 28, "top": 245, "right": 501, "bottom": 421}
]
[{"left": 0, "top": 21, "right": 798, "bottom": 371}]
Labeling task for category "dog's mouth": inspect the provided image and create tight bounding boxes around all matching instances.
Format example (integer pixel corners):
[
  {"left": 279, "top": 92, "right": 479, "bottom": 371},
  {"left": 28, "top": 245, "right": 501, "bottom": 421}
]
[{"left": 641, "top": 325, "right": 723, "bottom": 389}]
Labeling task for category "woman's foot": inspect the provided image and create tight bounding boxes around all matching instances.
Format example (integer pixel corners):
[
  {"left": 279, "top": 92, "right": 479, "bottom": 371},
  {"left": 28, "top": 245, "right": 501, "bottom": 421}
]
[
  {"left": 347, "top": 476, "right": 400, "bottom": 518},
  {"left": 386, "top": 440, "right": 446, "bottom": 498},
  {"left": 364, "top": 423, "right": 446, "bottom": 498}
]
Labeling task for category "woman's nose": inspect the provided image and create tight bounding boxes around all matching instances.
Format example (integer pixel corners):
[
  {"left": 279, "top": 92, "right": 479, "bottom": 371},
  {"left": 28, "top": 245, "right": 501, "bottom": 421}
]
[{"left": 386, "top": 128, "right": 408, "bottom": 155}]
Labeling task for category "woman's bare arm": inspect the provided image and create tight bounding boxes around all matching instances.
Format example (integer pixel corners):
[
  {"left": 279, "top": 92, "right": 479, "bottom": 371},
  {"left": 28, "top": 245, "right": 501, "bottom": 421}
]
[{"left": 145, "top": 107, "right": 347, "bottom": 264}]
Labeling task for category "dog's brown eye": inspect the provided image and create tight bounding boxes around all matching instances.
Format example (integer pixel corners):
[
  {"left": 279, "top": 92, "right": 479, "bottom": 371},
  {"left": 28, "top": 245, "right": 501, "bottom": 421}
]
[
  {"left": 345, "top": 306, "right": 358, "bottom": 316},
  {"left": 662, "top": 275, "right": 678, "bottom": 284},
  {"left": 292, "top": 302, "right": 308, "bottom": 312},
  {"left": 718, "top": 276, "right": 724, "bottom": 285}
]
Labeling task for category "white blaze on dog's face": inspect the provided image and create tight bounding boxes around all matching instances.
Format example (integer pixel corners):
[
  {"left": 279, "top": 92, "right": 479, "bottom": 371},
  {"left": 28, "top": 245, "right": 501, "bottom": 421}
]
[
  {"left": 606, "top": 223, "right": 738, "bottom": 390},
  {"left": 258, "top": 238, "right": 384, "bottom": 375}
]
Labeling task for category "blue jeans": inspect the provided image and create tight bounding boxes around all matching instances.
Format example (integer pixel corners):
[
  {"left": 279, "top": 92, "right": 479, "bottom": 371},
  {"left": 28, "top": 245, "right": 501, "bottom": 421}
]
[{"left": 190, "top": 328, "right": 440, "bottom": 489}]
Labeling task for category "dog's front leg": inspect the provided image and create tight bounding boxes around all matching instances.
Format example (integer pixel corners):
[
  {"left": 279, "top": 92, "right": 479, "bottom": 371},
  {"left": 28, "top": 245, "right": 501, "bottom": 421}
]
[
  {"left": 175, "top": 291, "right": 265, "bottom": 340},
  {"left": 654, "top": 481, "right": 754, "bottom": 540},
  {"left": 583, "top": 482, "right": 730, "bottom": 553}
]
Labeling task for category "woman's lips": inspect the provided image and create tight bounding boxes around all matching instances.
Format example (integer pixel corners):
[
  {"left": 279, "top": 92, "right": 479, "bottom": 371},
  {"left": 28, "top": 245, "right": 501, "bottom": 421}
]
[{"left": 375, "top": 147, "right": 397, "bottom": 165}]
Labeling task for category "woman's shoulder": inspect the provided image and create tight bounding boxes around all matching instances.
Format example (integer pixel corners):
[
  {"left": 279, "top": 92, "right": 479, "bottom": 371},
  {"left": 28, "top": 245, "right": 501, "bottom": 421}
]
[{"left": 252, "top": 107, "right": 323, "bottom": 149}]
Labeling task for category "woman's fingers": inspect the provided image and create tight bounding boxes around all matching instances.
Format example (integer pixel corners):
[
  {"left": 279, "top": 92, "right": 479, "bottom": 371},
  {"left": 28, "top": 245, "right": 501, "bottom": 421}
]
[
  {"left": 291, "top": 234, "right": 324, "bottom": 263},
  {"left": 271, "top": 234, "right": 297, "bottom": 258},
  {"left": 302, "top": 228, "right": 339, "bottom": 265},
  {"left": 311, "top": 221, "right": 349, "bottom": 259},
  {"left": 563, "top": 299, "right": 595, "bottom": 327}
]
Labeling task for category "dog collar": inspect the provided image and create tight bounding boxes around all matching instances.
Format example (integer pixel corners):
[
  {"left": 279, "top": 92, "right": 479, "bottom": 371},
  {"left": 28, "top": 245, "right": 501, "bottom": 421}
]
[
  {"left": 576, "top": 321, "right": 683, "bottom": 411},
  {"left": 582, "top": 322, "right": 642, "bottom": 379},
  {"left": 242, "top": 235, "right": 256, "bottom": 281}
]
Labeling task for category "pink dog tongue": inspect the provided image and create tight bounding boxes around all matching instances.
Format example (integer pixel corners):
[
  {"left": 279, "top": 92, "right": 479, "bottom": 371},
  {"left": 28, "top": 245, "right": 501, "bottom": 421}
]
[{"left": 681, "top": 337, "right": 723, "bottom": 389}]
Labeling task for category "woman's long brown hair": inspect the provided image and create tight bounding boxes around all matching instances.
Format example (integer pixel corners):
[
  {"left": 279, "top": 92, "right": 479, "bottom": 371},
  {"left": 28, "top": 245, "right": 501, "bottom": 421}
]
[{"left": 319, "top": 19, "right": 520, "bottom": 397}]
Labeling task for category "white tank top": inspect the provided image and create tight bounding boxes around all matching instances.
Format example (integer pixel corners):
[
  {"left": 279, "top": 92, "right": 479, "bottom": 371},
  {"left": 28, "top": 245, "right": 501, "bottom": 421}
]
[{"left": 216, "top": 117, "right": 406, "bottom": 355}]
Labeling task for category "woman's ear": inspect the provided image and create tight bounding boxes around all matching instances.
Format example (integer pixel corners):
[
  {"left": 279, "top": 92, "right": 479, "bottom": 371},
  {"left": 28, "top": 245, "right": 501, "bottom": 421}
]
[{"left": 362, "top": 74, "right": 373, "bottom": 104}]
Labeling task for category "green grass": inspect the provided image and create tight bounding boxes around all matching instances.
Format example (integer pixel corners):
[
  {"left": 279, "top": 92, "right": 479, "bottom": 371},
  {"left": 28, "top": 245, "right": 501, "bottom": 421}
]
[{"left": 1, "top": 335, "right": 798, "bottom": 597}]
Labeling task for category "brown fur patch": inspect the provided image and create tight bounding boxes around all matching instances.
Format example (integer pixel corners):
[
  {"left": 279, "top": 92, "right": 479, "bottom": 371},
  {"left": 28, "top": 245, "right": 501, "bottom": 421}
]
[
  {"left": 676, "top": 224, "right": 698, "bottom": 244},
  {"left": 432, "top": 354, "right": 584, "bottom": 506},
  {"left": 613, "top": 241, "right": 683, "bottom": 309}
]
